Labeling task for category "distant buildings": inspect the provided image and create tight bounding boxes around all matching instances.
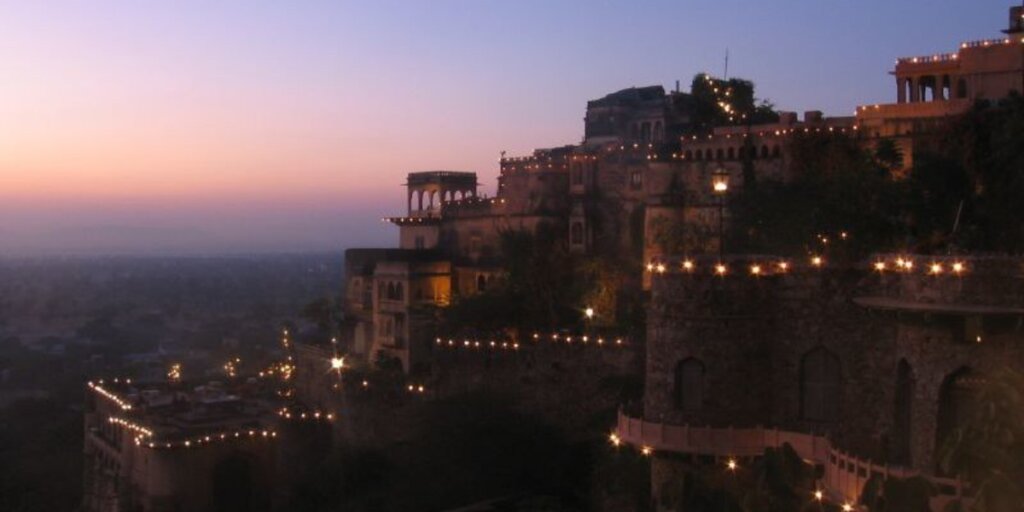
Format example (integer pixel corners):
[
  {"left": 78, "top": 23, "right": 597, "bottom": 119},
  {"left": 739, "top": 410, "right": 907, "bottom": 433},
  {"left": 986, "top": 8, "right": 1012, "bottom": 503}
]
[
  {"left": 340, "top": 6, "right": 1024, "bottom": 375},
  {"left": 81, "top": 377, "right": 326, "bottom": 512}
]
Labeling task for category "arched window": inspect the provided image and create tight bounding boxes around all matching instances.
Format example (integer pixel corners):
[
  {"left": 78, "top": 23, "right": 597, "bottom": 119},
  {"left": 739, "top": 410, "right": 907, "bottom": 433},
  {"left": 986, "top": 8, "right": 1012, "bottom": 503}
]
[
  {"left": 570, "top": 222, "right": 584, "bottom": 245},
  {"left": 395, "top": 282, "right": 404, "bottom": 301},
  {"left": 727, "top": 147, "right": 735, "bottom": 160},
  {"left": 685, "top": 150, "right": 693, "bottom": 160},
  {"left": 892, "top": 359, "right": 914, "bottom": 465},
  {"left": 694, "top": 150, "right": 702, "bottom": 161},
  {"left": 674, "top": 358, "right": 705, "bottom": 412},
  {"left": 800, "top": 347, "right": 841, "bottom": 422},
  {"left": 716, "top": 148, "right": 724, "bottom": 160},
  {"left": 476, "top": 274, "right": 487, "bottom": 292},
  {"left": 653, "top": 121, "right": 664, "bottom": 142},
  {"left": 761, "top": 145, "right": 770, "bottom": 158},
  {"left": 386, "top": 282, "right": 397, "bottom": 300},
  {"left": 936, "top": 367, "right": 980, "bottom": 471},
  {"left": 772, "top": 145, "right": 781, "bottom": 158}
]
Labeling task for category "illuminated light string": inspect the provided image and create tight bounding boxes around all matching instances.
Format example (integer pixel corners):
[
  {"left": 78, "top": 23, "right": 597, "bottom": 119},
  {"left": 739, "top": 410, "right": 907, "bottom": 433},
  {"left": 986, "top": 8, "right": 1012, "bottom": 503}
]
[
  {"left": 88, "top": 381, "right": 133, "bottom": 411},
  {"left": 406, "top": 384, "right": 427, "bottom": 394},
  {"left": 435, "top": 333, "right": 626, "bottom": 349},
  {"left": 435, "top": 338, "right": 520, "bottom": 350},
  {"left": 223, "top": 357, "right": 241, "bottom": 378},
  {"left": 609, "top": 432, "right": 858, "bottom": 511},
  {"left": 109, "top": 416, "right": 153, "bottom": 437},
  {"left": 647, "top": 256, "right": 969, "bottom": 276},
  {"left": 137, "top": 429, "right": 279, "bottom": 450},
  {"left": 277, "top": 406, "right": 335, "bottom": 422},
  {"left": 167, "top": 363, "right": 182, "bottom": 383}
]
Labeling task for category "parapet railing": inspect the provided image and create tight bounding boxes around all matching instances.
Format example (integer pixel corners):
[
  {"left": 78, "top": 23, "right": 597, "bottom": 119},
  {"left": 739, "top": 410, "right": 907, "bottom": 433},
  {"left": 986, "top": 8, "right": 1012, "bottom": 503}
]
[
  {"left": 896, "top": 53, "right": 958, "bottom": 65},
  {"left": 615, "top": 411, "right": 966, "bottom": 509}
]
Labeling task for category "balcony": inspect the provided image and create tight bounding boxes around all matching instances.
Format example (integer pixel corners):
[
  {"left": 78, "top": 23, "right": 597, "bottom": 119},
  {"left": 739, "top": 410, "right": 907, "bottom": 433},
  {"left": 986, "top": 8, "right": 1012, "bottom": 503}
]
[{"left": 614, "top": 411, "right": 966, "bottom": 508}]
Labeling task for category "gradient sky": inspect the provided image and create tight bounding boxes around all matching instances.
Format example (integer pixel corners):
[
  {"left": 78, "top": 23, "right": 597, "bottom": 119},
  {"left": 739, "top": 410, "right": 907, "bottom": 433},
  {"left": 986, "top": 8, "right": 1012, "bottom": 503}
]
[{"left": 0, "top": 0, "right": 1013, "bottom": 255}]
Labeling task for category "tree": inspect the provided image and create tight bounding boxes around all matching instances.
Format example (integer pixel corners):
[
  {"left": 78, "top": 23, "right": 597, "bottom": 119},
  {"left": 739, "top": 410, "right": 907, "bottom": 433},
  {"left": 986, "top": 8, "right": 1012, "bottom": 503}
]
[{"left": 938, "top": 368, "right": 1024, "bottom": 512}]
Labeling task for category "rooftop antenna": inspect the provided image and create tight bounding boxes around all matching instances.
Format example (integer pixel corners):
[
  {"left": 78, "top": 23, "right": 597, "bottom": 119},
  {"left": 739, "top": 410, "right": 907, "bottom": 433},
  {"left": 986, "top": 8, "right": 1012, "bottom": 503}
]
[{"left": 723, "top": 48, "right": 730, "bottom": 80}]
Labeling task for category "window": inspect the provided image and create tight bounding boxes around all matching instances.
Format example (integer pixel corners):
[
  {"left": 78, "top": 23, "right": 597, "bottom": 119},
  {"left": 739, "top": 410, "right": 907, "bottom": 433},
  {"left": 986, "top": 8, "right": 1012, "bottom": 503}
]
[
  {"left": 936, "top": 367, "right": 978, "bottom": 471},
  {"left": 571, "top": 222, "right": 584, "bottom": 245},
  {"left": 892, "top": 360, "right": 914, "bottom": 465},
  {"left": 571, "top": 165, "right": 583, "bottom": 185},
  {"left": 477, "top": 274, "right": 487, "bottom": 292},
  {"left": 674, "top": 358, "right": 705, "bottom": 411},
  {"left": 414, "top": 236, "right": 425, "bottom": 249},
  {"left": 630, "top": 170, "right": 642, "bottom": 189},
  {"left": 800, "top": 347, "right": 841, "bottom": 422}
]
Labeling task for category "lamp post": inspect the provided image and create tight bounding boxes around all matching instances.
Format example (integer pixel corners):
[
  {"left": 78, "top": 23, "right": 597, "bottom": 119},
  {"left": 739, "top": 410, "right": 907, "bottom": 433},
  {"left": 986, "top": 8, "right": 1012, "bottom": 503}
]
[{"left": 712, "top": 169, "right": 729, "bottom": 258}]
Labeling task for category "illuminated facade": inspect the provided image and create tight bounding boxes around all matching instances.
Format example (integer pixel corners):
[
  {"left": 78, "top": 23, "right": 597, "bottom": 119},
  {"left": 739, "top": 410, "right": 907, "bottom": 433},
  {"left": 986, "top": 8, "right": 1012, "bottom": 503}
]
[
  {"left": 856, "top": 5, "right": 1024, "bottom": 168},
  {"left": 81, "top": 379, "right": 323, "bottom": 512},
  {"left": 336, "top": 5, "right": 1024, "bottom": 372}
]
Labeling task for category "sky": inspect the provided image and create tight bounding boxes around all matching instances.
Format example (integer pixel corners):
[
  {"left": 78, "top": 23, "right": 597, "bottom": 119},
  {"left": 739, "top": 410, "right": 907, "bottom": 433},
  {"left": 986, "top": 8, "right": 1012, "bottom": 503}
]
[{"left": 0, "top": 0, "right": 1014, "bottom": 255}]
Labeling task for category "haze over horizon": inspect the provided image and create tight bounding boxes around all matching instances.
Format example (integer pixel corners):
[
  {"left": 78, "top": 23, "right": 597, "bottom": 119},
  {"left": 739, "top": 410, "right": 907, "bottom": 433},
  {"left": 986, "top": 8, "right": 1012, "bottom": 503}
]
[{"left": 1, "top": 0, "right": 1012, "bottom": 256}]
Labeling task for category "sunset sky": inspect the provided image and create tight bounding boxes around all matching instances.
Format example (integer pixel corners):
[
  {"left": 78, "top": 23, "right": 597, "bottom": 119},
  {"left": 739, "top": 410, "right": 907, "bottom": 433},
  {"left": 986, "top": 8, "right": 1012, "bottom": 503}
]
[{"left": 0, "top": 0, "right": 1011, "bottom": 255}]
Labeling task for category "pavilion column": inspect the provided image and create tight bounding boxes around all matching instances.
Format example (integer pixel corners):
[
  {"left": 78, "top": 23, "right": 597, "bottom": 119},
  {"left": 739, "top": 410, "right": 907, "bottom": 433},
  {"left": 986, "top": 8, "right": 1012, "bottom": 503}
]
[
  {"left": 897, "top": 77, "right": 907, "bottom": 103},
  {"left": 908, "top": 77, "right": 919, "bottom": 102}
]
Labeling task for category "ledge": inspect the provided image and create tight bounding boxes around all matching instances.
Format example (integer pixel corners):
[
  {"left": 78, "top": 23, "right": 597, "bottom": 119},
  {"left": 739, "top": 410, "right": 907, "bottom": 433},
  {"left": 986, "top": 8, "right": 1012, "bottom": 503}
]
[{"left": 853, "top": 296, "right": 1024, "bottom": 316}]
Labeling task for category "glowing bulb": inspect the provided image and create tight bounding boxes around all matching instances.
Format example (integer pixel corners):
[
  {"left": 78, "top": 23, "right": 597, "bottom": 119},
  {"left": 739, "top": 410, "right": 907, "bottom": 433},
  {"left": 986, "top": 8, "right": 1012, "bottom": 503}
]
[
  {"left": 952, "top": 262, "right": 965, "bottom": 273},
  {"left": 641, "top": 446, "right": 652, "bottom": 456},
  {"left": 930, "top": 263, "right": 943, "bottom": 275},
  {"left": 842, "top": 504, "right": 854, "bottom": 512},
  {"left": 330, "top": 357, "right": 345, "bottom": 370},
  {"left": 655, "top": 263, "right": 666, "bottom": 274},
  {"left": 682, "top": 260, "right": 695, "bottom": 271},
  {"left": 726, "top": 459, "right": 737, "bottom": 470},
  {"left": 715, "top": 264, "right": 727, "bottom": 275},
  {"left": 777, "top": 261, "right": 789, "bottom": 272},
  {"left": 874, "top": 262, "right": 886, "bottom": 271},
  {"left": 750, "top": 265, "right": 762, "bottom": 275},
  {"left": 813, "top": 490, "right": 823, "bottom": 501},
  {"left": 713, "top": 180, "right": 728, "bottom": 193},
  {"left": 584, "top": 307, "right": 595, "bottom": 319},
  {"left": 609, "top": 433, "right": 621, "bottom": 447},
  {"left": 811, "top": 256, "right": 823, "bottom": 267}
]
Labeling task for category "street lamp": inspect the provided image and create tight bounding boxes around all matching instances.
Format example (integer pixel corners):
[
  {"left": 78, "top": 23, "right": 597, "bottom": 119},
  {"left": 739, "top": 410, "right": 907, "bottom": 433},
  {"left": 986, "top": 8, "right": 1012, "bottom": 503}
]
[
  {"left": 584, "top": 307, "right": 595, "bottom": 319},
  {"left": 712, "top": 169, "right": 729, "bottom": 258}
]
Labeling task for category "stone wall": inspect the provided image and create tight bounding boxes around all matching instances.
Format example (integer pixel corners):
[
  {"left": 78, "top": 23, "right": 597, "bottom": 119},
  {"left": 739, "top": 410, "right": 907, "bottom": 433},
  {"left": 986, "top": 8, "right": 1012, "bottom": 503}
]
[{"left": 645, "top": 255, "right": 1024, "bottom": 476}]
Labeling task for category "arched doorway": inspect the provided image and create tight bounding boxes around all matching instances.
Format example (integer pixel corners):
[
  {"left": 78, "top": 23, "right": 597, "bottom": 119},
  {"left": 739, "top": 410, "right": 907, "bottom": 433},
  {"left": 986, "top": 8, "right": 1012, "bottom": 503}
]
[
  {"left": 892, "top": 359, "right": 914, "bottom": 466},
  {"left": 935, "top": 367, "right": 980, "bottom": 472},
  {"left": 674, "top": 358, "right": 705, "bottom": 412},
  {"left": 212, "top": 453, "right": 253, "bottom": 512}
]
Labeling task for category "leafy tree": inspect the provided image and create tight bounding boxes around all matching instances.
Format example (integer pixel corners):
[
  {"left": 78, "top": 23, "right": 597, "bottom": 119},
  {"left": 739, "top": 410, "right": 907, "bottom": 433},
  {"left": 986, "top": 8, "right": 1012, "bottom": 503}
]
[{"left": 938, "top": 368, "right": 1024, "bottom": 512}]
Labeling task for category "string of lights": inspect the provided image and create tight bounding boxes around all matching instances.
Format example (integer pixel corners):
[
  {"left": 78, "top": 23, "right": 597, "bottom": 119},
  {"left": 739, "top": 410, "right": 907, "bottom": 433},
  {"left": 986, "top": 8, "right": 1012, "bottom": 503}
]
[
  {"left": 277, "top": 406, "right": 334, "bottom": 422},
  {"left": 645, "top": 255, "right": 968, "bottom": 277},
  {"left": 135, "top": 429, "right": 278, "bottom": 450},
  {"left": 87, "top": 381, "right": 133, "bottom": 411},
  {"left": 434, "top": 333, "right": 627, "bottom": 350}
]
